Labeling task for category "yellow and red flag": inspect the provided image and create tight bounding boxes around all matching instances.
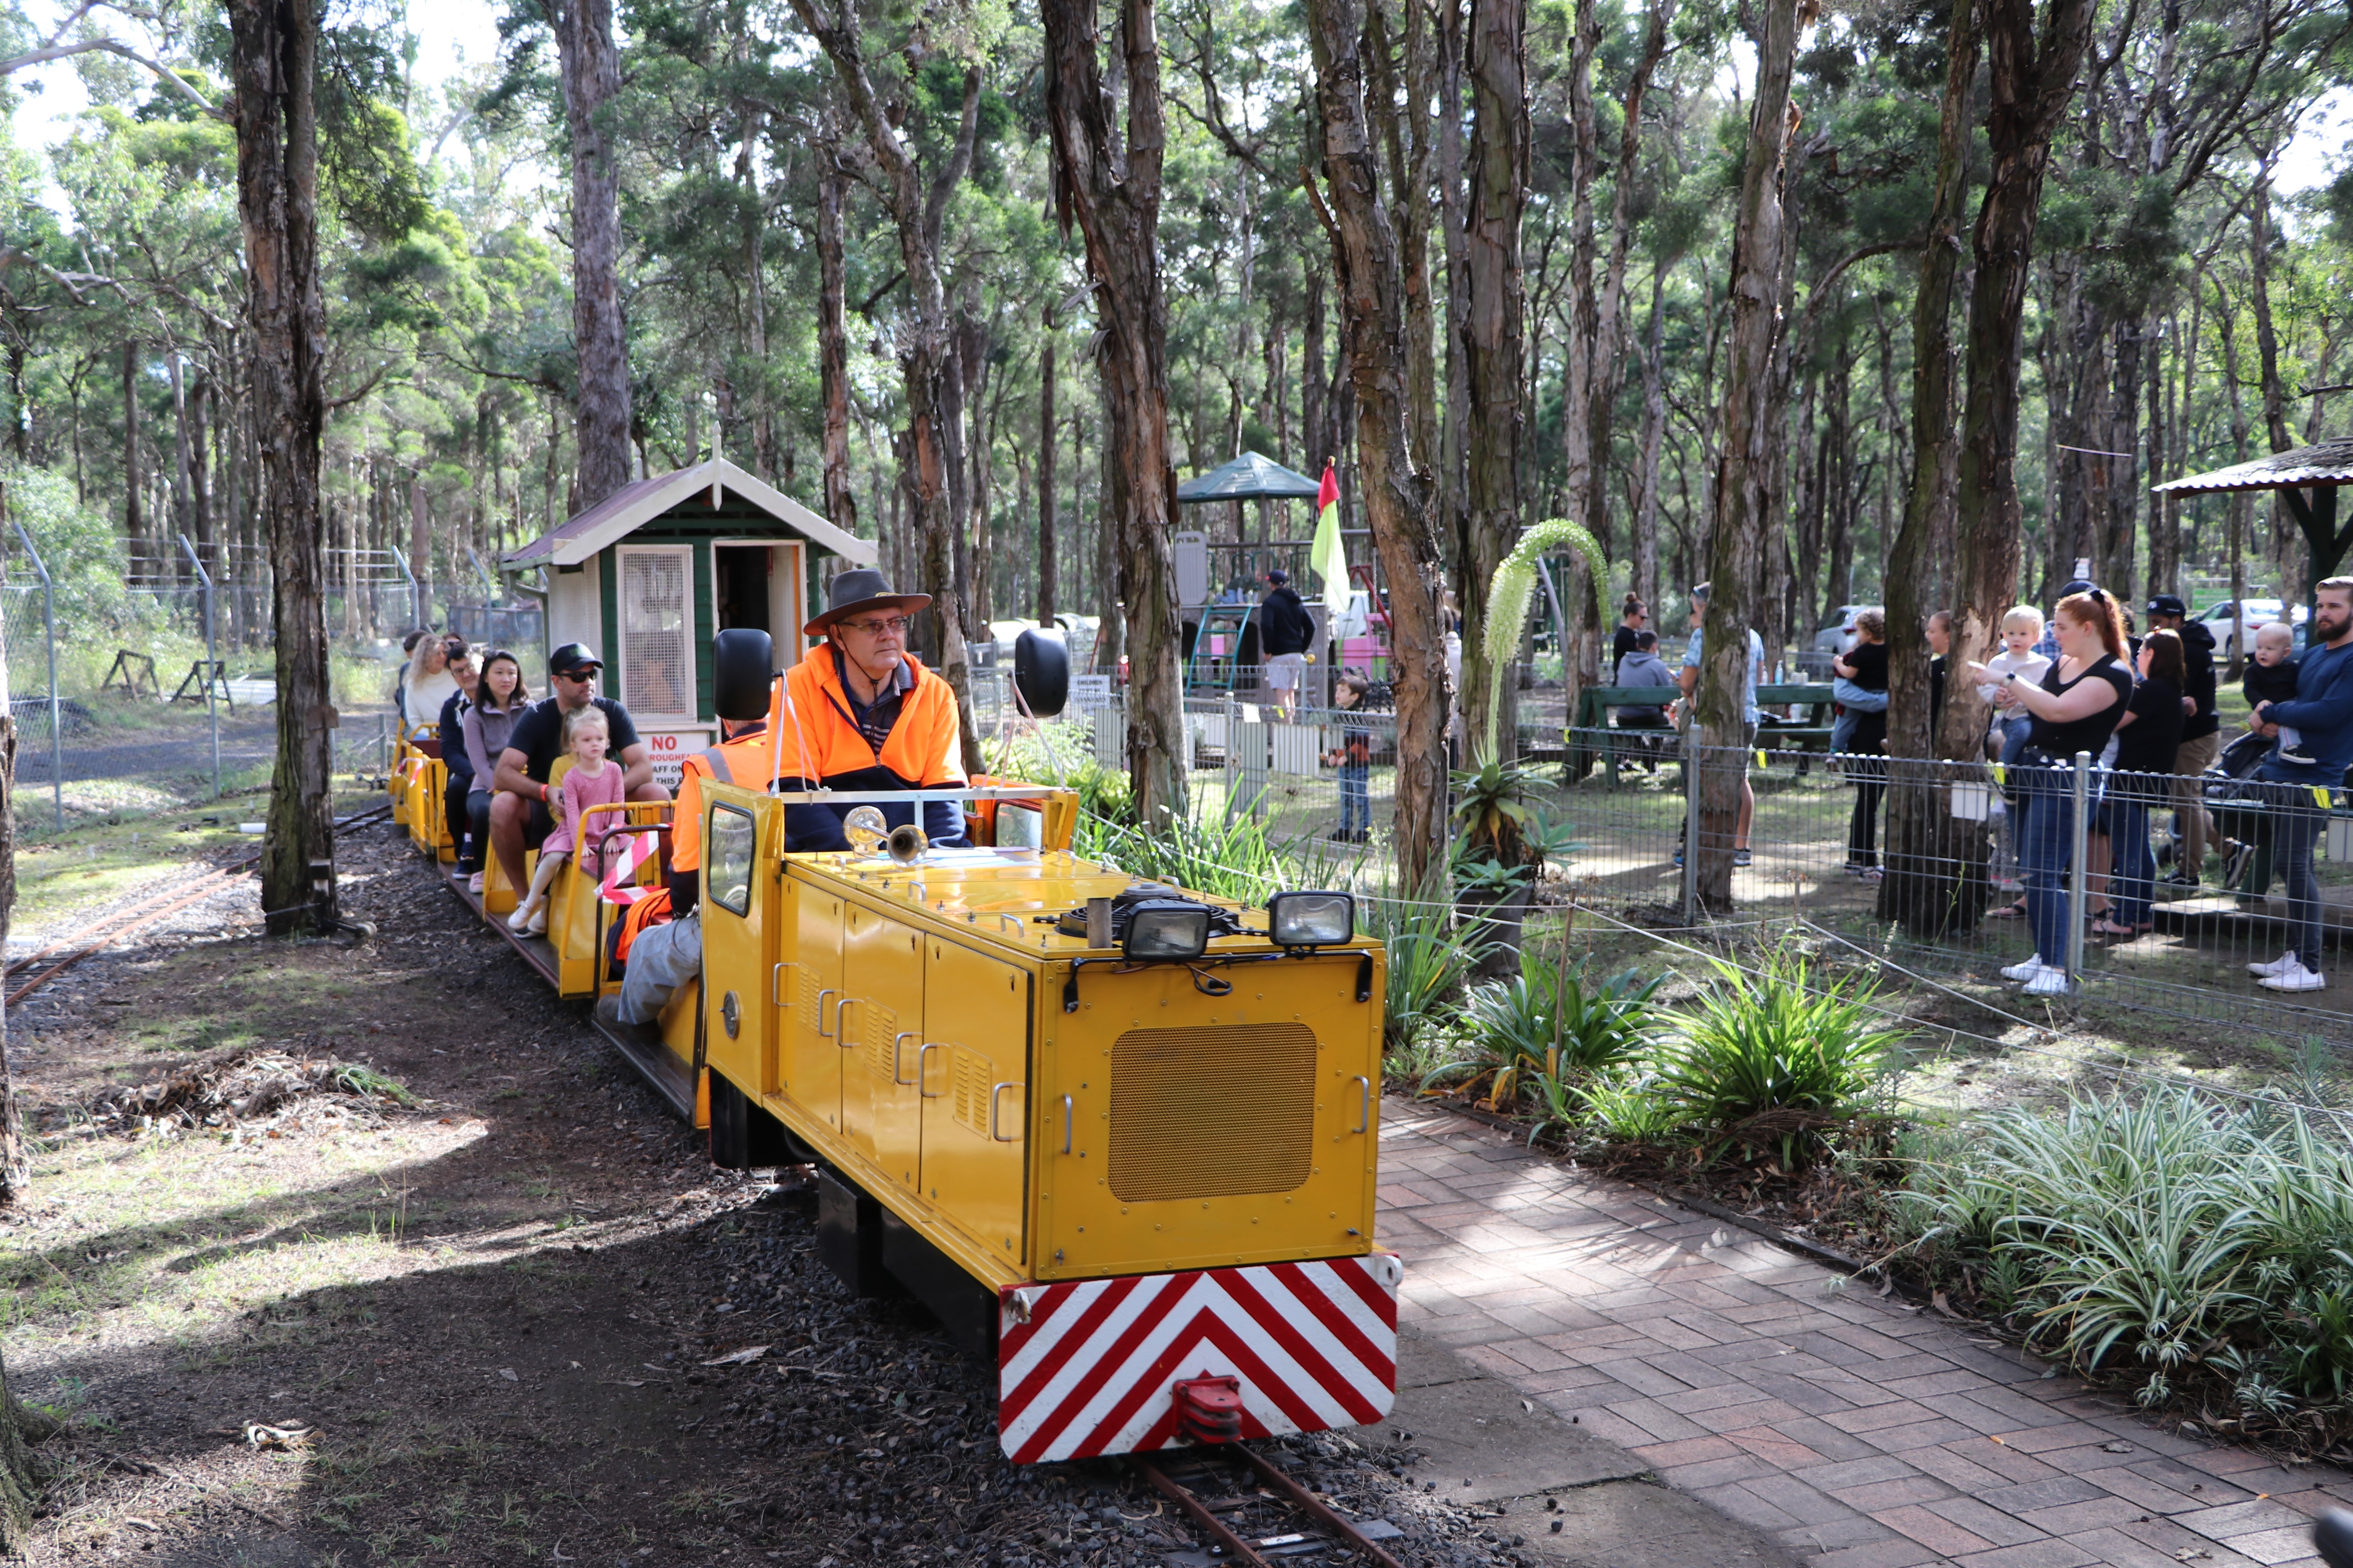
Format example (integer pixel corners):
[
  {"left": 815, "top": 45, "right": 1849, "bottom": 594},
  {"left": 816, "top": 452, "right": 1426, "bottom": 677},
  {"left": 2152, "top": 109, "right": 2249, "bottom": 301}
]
[{"left": 1310, "top": 462, "right": 1348, "bottom": 597}]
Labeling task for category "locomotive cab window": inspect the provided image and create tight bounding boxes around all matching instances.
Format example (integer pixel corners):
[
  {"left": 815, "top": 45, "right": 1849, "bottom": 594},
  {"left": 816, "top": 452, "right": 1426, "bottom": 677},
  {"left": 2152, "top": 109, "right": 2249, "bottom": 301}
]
[{"left": 707, "top": 804, "right": 756, "bottom": 917}]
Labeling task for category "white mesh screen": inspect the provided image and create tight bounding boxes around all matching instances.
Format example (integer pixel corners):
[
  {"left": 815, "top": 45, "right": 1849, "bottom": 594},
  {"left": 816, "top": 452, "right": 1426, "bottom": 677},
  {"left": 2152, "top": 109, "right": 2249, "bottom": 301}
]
[{"left": 621, "top": 548, "right": 693, "bottom": 718}]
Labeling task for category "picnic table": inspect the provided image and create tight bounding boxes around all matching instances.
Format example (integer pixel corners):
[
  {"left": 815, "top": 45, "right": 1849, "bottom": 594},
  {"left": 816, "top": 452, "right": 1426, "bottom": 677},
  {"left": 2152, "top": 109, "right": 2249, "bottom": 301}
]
[{"left": 1566, "top": 682, "right": 1838, "bottom": 782}]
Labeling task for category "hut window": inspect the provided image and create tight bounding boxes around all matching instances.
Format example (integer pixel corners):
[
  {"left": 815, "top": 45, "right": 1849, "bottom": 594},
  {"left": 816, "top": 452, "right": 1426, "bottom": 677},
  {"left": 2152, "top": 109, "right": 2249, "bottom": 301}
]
[{"left": 618, "top": 544, "right": 695, "bottom": 721}]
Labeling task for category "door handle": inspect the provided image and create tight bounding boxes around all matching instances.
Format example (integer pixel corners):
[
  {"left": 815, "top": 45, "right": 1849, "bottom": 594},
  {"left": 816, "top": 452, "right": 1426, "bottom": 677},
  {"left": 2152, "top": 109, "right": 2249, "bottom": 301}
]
[
  {"left": 771, "top": 961, "right": 795, "bottom": 1007},
  {"left": 1059, "top": 1094, "right": 1073, "bottom": 1154},
  {"left": 1350, "top": 1075, "right": 1371, "bottom": 1134},
  {"left": 918, "top": 1043, "right": 945, "bottom": 1097},
  {"left": 989, "top": 1081, "right": 1025, "bottom": 1143},
  {"left": 814, "top": 988, "right": 836, "bottom": 1037},
  {"left": 833, "top": 995, "right": 856, "bottom": 1045},
  {"left": 892, "top": 1031, "right": 920, "bottom": 1084}
]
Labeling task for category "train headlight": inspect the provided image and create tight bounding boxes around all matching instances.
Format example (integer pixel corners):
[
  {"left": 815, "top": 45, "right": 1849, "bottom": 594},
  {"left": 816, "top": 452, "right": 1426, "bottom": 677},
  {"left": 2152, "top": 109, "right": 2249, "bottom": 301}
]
[
  {"left": 1268, "top": 891, "right": 1354, "bottom": 949},
  {"left": 1123, "top": 901, "right": 1211, "bottom": 961}
]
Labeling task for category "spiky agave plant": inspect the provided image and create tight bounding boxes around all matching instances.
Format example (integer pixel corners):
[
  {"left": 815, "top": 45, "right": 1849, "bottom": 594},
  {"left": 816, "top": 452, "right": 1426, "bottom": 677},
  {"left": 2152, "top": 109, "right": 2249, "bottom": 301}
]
[{"left": 1483, "top": 518, "right": 1608, "bottom": 758}]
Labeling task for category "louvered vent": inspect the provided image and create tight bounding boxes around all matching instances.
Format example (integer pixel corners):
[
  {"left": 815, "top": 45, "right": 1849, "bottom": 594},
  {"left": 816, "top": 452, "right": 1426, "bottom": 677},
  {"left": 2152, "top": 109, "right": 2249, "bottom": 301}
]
[
  {"left": 951, "top": 1046, "right": 994, "bottom": 1135},
  {"left": 863, "top": 1003, "right": 899, "bottom": 1080},
  {"left": 621, "top": 548, "right": 692, "bottom": 717},
  {"left": 1109, "top": 1024, "right": 1316, "bottom": 1203}
]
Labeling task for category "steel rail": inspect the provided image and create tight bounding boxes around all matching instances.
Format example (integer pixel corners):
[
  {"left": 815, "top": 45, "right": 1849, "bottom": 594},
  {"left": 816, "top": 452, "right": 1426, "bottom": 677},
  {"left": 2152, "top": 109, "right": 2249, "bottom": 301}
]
[{"left": 5, "top": 804, "right": 392, "bottom": 1007}]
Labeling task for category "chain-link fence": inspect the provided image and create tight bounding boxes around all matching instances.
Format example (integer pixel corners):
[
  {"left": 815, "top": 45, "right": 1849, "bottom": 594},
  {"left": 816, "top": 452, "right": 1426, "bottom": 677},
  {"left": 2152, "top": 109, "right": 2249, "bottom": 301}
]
[{"left": 1062, "top": 688, "right": 2352, "bottom": 1051}]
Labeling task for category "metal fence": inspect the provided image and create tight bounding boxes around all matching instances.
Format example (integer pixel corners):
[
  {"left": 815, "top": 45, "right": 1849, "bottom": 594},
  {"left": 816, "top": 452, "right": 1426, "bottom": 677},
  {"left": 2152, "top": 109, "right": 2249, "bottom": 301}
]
[{"left": 1066, "top": 690, "right": 2353, "bottom": 1049}]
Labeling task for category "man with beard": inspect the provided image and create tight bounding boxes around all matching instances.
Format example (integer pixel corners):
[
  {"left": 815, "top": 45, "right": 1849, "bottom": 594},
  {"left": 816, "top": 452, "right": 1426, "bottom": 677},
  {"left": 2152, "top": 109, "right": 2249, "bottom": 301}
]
[
  {"left": 2245, "top": 578, "right": 2353, "bottom": 993},
  {"left": 2145, "top": 595, "right": 2219, "bottom": 885}
]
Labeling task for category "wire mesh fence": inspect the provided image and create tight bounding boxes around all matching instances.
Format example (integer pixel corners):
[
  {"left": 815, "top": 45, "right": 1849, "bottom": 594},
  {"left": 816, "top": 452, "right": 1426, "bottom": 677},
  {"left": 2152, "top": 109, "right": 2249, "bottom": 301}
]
[{"left": 1058, "top": 689, "right": 2352, "bottom": 1053}]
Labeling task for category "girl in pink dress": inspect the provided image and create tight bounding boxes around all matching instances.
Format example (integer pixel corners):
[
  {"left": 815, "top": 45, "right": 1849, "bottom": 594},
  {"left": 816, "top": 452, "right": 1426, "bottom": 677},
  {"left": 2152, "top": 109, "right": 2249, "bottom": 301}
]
[{"left": 509, "top": 706, "right": 626, "bottom": 935}]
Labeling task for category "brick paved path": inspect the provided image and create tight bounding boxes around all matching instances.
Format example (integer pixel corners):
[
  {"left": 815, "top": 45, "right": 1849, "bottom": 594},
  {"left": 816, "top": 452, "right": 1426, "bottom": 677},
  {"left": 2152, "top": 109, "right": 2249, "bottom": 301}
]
[{"left": 1377, "top": 1099, "right": 2352, "bottom": 1568}]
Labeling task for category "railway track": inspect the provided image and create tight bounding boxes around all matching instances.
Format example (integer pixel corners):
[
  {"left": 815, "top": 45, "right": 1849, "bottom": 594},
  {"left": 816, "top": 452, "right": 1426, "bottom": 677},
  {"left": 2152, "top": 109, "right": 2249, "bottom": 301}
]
[
  {"left": 1134, "top": 1445, "right": 1410, "bottom": 1567},
  {"left": 5, "top": 803, "right": 395, "bottom": 1007}
]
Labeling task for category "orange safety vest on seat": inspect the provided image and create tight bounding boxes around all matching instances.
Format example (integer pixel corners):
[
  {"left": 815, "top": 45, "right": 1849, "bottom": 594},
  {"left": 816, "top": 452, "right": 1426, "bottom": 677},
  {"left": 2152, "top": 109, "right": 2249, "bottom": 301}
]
[
  {"left": 612, "top": 886, "right": 672, "bottom": 964},
  {"left": 670, "top": 722, "right": 772, "bottom": 874}
]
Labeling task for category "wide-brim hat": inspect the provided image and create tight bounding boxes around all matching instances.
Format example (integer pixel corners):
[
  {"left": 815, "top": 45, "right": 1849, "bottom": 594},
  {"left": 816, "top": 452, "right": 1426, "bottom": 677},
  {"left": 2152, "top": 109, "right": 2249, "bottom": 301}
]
[{"left": 803, "top": 568, "right": 933, "bottom": 637}]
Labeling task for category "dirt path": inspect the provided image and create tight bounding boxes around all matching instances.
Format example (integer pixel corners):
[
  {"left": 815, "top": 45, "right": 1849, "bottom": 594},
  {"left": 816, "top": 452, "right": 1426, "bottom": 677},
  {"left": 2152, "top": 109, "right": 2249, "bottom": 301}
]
[{"left": 0, "top": 825, "right": 1555, "bottom": 1568}]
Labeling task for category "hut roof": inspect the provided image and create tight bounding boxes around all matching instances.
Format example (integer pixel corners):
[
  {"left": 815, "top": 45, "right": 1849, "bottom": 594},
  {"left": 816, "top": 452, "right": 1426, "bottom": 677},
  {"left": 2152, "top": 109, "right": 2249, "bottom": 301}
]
[
  {"left": 2152, "top": 436, "right": 2353, "bottom": 496},
  {"left": 504, "top": 458, "right": 875, "bottom": 568}
]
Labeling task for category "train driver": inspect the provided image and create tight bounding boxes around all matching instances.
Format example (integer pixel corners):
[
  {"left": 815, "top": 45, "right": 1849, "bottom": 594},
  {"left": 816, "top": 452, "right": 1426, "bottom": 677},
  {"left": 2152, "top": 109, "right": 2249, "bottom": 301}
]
[
  {"left": 597, "top": 571, "right": 967, "bottom": 1034},
  {"left": 766, "top": 568, "right": 973, "bottom": 853}
]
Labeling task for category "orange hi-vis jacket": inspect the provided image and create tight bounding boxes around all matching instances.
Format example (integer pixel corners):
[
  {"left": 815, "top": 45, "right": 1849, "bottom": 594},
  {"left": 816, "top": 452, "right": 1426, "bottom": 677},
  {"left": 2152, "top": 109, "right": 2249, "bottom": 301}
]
[
  {"left": 669, "top": 720, "right": 772, "bottom": 875},
  {"left": 767, "top": 649, "right": 968, "bottom": 851}
]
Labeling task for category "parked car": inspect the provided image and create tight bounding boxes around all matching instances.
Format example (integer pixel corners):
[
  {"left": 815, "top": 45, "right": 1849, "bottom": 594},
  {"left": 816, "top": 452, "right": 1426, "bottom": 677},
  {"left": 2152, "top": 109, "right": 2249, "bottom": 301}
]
[
  {"left": 1812, "top": 605, "right": 1878, "bottom": 658},
  {"left": 2196, "top": 596, "right": 2306, "bottom": 662}
]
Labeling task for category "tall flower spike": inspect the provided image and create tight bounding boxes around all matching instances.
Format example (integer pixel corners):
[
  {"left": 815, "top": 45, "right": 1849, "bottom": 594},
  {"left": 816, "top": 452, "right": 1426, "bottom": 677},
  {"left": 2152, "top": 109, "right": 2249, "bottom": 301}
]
[{"left": 1483, "top": 519, "right": 1607, "bottom": 758}]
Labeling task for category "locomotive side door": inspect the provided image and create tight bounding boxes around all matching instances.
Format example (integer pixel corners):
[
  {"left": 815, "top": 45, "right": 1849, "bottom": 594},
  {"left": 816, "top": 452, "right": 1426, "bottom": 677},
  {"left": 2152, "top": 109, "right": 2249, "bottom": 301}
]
[
  {"left": 785, "top": 873, "right": 846, "bottom": 1132},
  {"left": 696, "top": 790, "right": 779, "bottom": 1098},
  {"left": 917, "top": 939, "right": 1029, "bottom": 1266},
  {"left": 840, "top": 908, "right": 923, "bottom": 1190}
]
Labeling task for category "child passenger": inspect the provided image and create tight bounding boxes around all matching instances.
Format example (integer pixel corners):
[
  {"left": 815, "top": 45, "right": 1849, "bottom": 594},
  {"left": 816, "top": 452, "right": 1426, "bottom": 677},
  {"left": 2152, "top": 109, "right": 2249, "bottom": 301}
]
[{"left": 508, "top": 705, "right": 626, "bottom": 936}]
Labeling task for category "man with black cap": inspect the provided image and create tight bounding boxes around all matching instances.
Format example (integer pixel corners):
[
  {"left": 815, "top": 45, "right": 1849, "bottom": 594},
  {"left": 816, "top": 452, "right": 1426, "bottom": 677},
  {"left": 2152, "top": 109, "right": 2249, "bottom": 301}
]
[
  {"left": 767, "top": 569, "right": 971, "bottom": 852},
  {"left": 1257, "top": 567, "right": 1316, "bottom": 717},
  {"left": 487, "top": 642, "right": 670, "bottom": 906},
  {"left": 2146, "top": 594, "right": 2219, "bottom": 883}
]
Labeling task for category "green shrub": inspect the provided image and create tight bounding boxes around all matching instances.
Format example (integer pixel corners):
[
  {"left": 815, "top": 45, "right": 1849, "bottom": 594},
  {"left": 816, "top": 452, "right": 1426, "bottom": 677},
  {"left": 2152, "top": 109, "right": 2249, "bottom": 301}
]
[
  {"left": 1439, "top": 951, "right": 1664, "bottom": 1091},
  {"left": 1896, "top": 1087, "right": 2353, "bottom": 1415},
  {"left": 1656, "top": 949, "right": 1903, "bottom": 1160},
  {"left": 1364, "top": 889, "right": 1485, "bottom": 1066},
  {"left": 1551, "top": 1067, "right": 1691, "bottom": 1147}
]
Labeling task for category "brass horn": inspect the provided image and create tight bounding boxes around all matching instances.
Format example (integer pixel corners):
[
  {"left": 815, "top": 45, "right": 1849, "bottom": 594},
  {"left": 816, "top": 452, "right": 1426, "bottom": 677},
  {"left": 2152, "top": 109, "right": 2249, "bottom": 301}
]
[{"left": 886, "top": 823, "right": 929, "bottom": 865}]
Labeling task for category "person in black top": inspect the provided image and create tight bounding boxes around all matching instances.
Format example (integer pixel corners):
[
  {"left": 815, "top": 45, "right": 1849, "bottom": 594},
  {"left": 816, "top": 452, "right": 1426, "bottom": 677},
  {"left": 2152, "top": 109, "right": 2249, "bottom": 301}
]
[
  {"left": 1611, "top": 595, "right": 1649, "bottom": 683},
  {"left": 1835, "top": 610, "right": 1890, "bottom": 874},
  {"left": 1965, "top": 589, "right": 2133, "bottom": 997},
  {"left": 1926, "top": 611, "right": 1952, "bottom": 735},
  {"left": 436, "top": 641, "right": 480, "bottom": 875},
  {"left": 2097, "top": 629, "right": 2186, "bottom": 936},
  {"left": 2144, "top": 596, "right": 2219, "bottom": 885},
  {"left": 1257, "top": 568, "right": 1317, "bottom": 717},
  {"left": 485, "top": 642, "right": 670, "bottom": 904}
]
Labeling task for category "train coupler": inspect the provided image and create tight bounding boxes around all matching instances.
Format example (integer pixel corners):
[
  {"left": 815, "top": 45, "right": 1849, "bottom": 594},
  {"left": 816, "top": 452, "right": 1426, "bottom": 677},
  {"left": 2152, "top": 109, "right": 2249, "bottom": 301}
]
[{"left": 1173, "top": 1375, "right": 1245, "bottom": 1446}]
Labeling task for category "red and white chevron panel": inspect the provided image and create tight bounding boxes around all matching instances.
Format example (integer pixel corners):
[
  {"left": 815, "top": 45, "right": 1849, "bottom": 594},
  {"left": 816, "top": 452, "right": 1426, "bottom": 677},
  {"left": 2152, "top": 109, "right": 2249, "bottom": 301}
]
[{"left": 996, "top": 1254, "right": 1401, "bottom": 1463}]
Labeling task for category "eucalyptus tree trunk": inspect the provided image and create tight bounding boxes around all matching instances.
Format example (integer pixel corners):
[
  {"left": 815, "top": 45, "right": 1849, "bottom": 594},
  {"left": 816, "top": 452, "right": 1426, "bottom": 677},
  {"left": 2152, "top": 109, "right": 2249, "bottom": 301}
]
[
  {"left": 1556, "top": 0, "right": 1600, "bottom": 523},
  {"left": 122, "top": 341, "right": 143, "bottom": 580},
  {"left": 543, "top": 0, "right": 631, "bottom": 508},
  {"left": 816, "top": 153, "right": 858, "bottom": 532},
  {"left": 791, "top": 0, "right": 986, "bottom": 772},
  {"left": 1309, "top": 0, "right": 1454, "bottom": 891},
  {"left": 1631, "top": 265, "right": 1667, "bottom": 614},
  {"left": 1877, "top": 0, "right": 1980, "bottom": 934},
  {"left": 1581, "top": 0, "right": 1674, "bottom": 548},
  {"left": 1693, "top": 0, "right": 1799, "bottom": 910},
  {"left": 1040, "top": 0, "right": 1188, "bottom": 824},
  {"left": 1947, "top": 0, "right": 2097, "bottom": 711},
  {"left": 231, "top": 0, "right": 336, "bottom": 937},
  {"left": 1458, "top": 0, "right": 1526, "bottom": 766}
]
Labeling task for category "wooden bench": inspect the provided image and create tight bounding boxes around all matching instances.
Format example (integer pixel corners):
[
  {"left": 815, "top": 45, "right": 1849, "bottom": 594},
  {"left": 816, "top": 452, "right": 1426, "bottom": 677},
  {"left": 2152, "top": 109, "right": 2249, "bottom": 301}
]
[{"left": 1567, "top": 682, "right": 1838, "bottom": 781}]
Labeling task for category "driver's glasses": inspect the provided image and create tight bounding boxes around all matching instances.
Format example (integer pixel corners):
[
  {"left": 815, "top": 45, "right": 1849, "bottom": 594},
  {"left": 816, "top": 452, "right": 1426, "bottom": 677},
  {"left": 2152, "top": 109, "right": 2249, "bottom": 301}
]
[{"left": 841, "top": 616, "right": 910, "bottom": 637}]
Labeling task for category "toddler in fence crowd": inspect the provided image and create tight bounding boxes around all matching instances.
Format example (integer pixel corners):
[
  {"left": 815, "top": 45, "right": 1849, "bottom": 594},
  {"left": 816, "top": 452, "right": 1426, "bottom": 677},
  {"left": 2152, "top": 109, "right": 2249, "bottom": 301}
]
[
  {"left": 1979, "top": 608, "right": 2051, "bottom": 900},
  {"left": 1979, "top": 607, "right": 2052, "bottom": 760},
  {"left": 508, "top": 705, "right": 626, "bottom": 936},
  {"left": 2246, "top": 622, "right": 2312, "bottom": 764}
]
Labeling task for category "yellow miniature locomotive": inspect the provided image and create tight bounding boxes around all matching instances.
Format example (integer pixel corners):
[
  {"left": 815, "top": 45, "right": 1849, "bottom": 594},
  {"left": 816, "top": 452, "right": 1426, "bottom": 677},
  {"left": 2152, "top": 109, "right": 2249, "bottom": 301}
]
[{"left": 430, "top": 629, "right": 1398, "bottom": 1461}]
